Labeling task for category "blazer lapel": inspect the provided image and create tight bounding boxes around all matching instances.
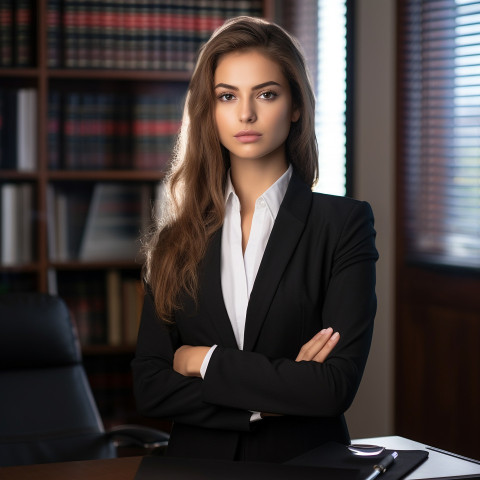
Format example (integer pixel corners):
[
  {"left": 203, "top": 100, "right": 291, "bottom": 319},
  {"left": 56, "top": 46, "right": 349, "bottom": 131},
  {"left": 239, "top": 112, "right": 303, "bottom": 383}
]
[
  {"left": 200, "top": 227, "right": 238, "bottom": 348},
  {"left": 243, "top": 172, "right": 313, "bottom": 351}
]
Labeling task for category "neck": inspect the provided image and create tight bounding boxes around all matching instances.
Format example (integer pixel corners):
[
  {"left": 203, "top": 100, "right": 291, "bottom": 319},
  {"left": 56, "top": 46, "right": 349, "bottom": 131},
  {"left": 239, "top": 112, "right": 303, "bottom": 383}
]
[{"left": 230, "top": 157, "right": 288, "bottom": 213}]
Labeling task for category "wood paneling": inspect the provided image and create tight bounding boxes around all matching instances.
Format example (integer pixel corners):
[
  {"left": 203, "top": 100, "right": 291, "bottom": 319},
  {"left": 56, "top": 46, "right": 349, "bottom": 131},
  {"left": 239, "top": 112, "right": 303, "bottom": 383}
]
[{"left": 395, "top": 266, "right": 480, "bottom": 459}]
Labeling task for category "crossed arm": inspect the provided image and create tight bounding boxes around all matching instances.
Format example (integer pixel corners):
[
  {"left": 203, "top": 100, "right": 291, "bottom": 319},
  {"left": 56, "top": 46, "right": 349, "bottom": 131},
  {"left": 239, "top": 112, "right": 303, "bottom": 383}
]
[
  {"left": 173, "top": 328, "right": 339, "bottom": 418},
  {"left": 173, "top": 327, "right": 340, "bottom": 377}
]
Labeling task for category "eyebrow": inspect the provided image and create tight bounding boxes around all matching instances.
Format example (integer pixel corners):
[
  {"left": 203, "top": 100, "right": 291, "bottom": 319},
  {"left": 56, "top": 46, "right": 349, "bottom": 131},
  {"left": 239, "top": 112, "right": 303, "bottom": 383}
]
[{"left": 214, "top": 81, "right": 282, "bottom": 91}]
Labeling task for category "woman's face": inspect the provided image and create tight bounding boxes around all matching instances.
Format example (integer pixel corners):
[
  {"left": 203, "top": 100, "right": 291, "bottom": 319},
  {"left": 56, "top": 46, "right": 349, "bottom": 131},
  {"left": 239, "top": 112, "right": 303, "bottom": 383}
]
[{"left": 214, "top": 49, "right": 299, "bottom": 166}]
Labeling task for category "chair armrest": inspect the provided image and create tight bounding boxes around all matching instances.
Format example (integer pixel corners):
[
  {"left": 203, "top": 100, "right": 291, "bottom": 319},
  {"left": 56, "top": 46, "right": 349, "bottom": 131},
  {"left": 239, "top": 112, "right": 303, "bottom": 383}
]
[{"left": 106, "top": 424, "right": 170, "bottom": 452}]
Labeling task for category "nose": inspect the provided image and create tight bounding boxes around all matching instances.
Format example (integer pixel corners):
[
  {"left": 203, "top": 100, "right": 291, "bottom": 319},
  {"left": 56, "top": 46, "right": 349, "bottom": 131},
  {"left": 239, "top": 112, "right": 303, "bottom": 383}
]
[{"left": 239, "top": 98, "right": 257, "bottom": 123}]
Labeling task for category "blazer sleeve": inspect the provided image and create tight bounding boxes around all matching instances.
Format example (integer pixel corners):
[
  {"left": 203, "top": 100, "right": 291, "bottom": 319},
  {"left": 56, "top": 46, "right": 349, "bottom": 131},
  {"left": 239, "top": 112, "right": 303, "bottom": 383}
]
[
  {"left": 201, "top": 200, "right": 378, "bottom": 418},
  {"left": 131, "top": 291, "right": 253, "bottom": 431}
]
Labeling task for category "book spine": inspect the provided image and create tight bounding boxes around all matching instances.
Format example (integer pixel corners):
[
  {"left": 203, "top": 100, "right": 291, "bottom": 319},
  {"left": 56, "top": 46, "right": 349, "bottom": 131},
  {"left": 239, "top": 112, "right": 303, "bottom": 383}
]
[
  {"left": 122, "top": 276, "right": 143, "bottom": 345},
  {"left": 115, "top": 93, "right": 131, "bottom": 169},
  {"left": 197, "top": 0, "right": 211, "bottom": 58},
  {"left": 0, "top": 90, "right": 3, "bottom": 168},
  {"left": 3, "top": 89, "right": 17, "bottom": 169},
  {"left": 170, "top": 1, "right": 183, "bottom": 71},
  {"left": 47, "top": 91, "right": 61, "bottom": 169},
  {"left": 163, "top": 0, "right": 173, "bottom": 70},
  {"left": 66, "top": 186, "right": 91, "bottom": 259},
  {"left": 57, "top": 272, "right": 109, "bottom": 346},
  {"left": 0, "top": 0, "right": 13, "bottom": 67},
  {"left": 63, "top": 0, "right": 78, "bottom": 68},
  {"left": 137, "top": 0, "right": 148, "bottom": 69},
  {"left": 18, "top": 183, "right": 33, "bottom": 263},
  {"left": 54, "top": 188, "right": 68, "bottom": 260},
  {"left": 46, "top": 184, "right": 57, "bottom": 260},
  {"left": 47, "top": 0, "right": 61, "bottom": 67},
  {"left": 103, "top": 93, "right": 116, "bottom": 169},
  {"left": 115, "top": 0, "right": 125, "bottom": 69},
  {"left": 106, "top": 269, "right": 122, "bottom": 346},
  {"left": 102, "top": 0, "right": 114, "bottom": 68},
  {"left": 1, "top": 183, "right": 18, "bottom": 265},
  {"left": 182, "top": 0, "right": 196, "bottom": 72},
  {"left": 76, "top": 0, "right": 88, "bottom": 68},
  {"left": 132, "top": 94, "right": 150, "bottom": 169},
  {"left": 152, "top": 0, "right": 164, "bottom": 70},
  {"left": 63, "top": 92, "right": 81, "bottom": 169},
  {"left": 91, "top": 0, "right": 99, "bottom": 68},
  {"left": 123, "top": 0, "right": 135, "bottom": 69},
  {"left": 16, "top": 88, "right": 37, "bottom": 171},
  {"left": 14, "top": 0, "right": 33, "bottom": 67}
]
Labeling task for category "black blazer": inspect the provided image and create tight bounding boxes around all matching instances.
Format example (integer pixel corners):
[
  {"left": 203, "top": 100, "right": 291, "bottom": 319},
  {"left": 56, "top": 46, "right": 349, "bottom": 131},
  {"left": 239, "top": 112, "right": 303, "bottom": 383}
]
[{"left": 132, "top": 172, "right": 379, "bottom": 463}]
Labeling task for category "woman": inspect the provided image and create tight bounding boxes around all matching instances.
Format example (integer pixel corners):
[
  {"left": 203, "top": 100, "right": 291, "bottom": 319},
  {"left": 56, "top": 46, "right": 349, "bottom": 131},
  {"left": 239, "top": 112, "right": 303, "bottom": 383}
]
[{"left": 132, "top": 16, "right": 378, "bottom": 463}]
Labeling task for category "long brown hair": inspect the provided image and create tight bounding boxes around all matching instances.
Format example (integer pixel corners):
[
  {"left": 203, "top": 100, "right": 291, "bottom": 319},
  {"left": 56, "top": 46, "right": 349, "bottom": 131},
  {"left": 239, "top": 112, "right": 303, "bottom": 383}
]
[{"left": 144, "top": 16, "right": 318, "bottom": 321}]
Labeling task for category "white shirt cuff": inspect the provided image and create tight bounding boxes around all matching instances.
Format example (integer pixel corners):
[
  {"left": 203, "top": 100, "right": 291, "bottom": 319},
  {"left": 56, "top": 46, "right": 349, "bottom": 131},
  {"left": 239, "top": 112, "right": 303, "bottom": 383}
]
[
  {"left": 199, "top": 345, "right": 217, "bottom": 379},
  {"left": 250, "top": 411, "right": 262, "bottom": 422}
]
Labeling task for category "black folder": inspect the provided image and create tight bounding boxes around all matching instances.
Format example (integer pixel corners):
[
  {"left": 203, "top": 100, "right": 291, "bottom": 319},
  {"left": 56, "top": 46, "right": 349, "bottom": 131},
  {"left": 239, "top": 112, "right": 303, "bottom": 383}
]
[{"left": 287, "top": 442, "right": 429, "bottom": 480}]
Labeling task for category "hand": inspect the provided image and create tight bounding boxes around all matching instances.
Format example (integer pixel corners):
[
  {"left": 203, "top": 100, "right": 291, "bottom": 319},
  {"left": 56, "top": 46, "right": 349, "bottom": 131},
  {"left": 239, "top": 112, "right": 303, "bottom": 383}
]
[
  {"left": 295, "top": 327, "right": 340, "bottom": 363},
  {"left": 173, "top": 345, "right": 210, "bottom": 377}
]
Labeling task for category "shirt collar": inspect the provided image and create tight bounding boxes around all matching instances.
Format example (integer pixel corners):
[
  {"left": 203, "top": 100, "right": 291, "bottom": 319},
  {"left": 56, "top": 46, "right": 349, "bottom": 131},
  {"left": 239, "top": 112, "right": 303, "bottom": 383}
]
[
  {"left": 224, "top": 164, "right": 292, "bottom": 220},
  {"left": 225, "top": 171, "right": 236, "bottom": 205}
]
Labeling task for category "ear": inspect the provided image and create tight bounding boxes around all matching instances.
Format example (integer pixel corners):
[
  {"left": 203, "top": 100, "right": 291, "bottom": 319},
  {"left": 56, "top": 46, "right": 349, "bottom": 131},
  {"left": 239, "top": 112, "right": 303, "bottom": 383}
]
[{"left": 291, "top": 107, "right": 300, "bottom": 123}]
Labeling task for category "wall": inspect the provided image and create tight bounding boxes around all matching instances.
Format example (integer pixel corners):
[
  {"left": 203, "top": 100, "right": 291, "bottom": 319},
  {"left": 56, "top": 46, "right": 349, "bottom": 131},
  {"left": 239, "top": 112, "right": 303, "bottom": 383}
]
[{"left": 345, "top": 0, "right": 396, "bottom": 439}]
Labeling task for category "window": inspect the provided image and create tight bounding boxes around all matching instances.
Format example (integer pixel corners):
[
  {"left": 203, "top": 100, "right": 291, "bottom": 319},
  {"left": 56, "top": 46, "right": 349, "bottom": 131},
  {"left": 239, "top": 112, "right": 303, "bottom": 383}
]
[
  {"left": 315, "top": 0, "right": 348, "bottom": 196},
  {"left": 280, "top": 0, "right": 351, "bottom": 196},
  {"left": 399, "top": 0, "right": 480, "bottom": 268}
]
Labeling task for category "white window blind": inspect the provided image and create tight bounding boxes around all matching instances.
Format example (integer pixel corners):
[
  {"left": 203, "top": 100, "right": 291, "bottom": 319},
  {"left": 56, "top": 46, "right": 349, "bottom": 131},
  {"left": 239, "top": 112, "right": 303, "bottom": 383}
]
[
  {"left": 400, "top": 0, "right": 480, "bottom": 268},
  {"left": 281, "top": 0, "right": 349, "bottom": 196},
  {"left": 315, "top": 0, "right": 347, "bottom": 196}
]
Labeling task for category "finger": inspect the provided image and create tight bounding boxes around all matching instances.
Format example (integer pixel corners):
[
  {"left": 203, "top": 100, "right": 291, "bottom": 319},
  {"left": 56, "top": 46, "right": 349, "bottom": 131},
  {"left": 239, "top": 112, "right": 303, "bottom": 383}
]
[
  {"left": 312, "top": 331, "right": 340, "bottom": 363},
  {"left": 296, "top": 328, "right": 333, "bottom": 362},
  {"left": 296, "top": 328, "right": 332, "bottom": 361}
]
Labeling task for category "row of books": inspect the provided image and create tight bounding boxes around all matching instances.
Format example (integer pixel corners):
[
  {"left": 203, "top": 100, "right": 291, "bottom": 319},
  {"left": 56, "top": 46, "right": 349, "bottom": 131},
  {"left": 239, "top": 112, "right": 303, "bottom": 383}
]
[
  {"left": 48, "top": 88, "right": 183, "bottom": 170},
  {"left": 49, "top": 269, "right": 144, "bottom": 346},
  {"left": 48, "top": 0, "right": 263, "bottom": 71},
  {"left": 47, "top": 182, "right": 162, "bottom": 262},
  {"left": 0, "top": 183, "right": 33, "bottom": 266},
  {"left": 0, "top": 0, "right": 35, "bottom": 68},
  {"left": 0, "top": 88, "right": 37, "bottom": 171}
]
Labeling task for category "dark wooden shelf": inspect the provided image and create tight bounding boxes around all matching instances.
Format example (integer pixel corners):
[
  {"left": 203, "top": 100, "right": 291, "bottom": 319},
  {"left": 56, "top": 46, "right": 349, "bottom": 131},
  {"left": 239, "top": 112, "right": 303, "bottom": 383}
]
[
  {"left": 47, "top": 170, "right": 166, "bottom": 181},
  {"left": 0, "top": 170, "right": 40, "bottom": 180},
  {"left": 49, "top": 260, "right": 143, "bottom": 270},
  {"left": 47, "top": 69, "right": 192, "bottom": 82},
  {"left": 0, "top": 263, "right": 40, "bottom": 272},
  {"left": 0, "top": 67, "right": 39, "bottom": 77},
  {"left": 82, "top": 344, "right": 136, "bottom": 356}
]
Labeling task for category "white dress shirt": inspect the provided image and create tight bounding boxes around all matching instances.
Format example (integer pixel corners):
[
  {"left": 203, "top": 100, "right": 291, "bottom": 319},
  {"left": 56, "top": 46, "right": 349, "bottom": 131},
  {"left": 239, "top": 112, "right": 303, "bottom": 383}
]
[{"left": 200, "top": 165, "right": 293, "bottom": 380}]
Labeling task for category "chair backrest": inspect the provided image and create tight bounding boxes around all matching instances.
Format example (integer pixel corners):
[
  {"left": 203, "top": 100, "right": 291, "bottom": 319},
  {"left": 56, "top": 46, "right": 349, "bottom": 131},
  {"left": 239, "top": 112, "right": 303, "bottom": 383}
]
[{"left": 0, "top": 292, "right": 115, "bottom": 466}]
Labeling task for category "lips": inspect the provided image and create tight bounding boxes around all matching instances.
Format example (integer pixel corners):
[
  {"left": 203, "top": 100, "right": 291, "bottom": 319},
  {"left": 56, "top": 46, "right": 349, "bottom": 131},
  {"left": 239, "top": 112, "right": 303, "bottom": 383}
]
[{"left": 234, "top": 130, "right": 262, "bottom": 143}]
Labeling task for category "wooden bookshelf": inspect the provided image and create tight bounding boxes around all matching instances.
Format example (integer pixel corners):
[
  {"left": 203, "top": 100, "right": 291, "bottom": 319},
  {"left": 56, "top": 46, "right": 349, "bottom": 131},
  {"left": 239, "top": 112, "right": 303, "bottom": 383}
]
[{"left": 1, "top": 0, "right": 273, "bottom": 428}]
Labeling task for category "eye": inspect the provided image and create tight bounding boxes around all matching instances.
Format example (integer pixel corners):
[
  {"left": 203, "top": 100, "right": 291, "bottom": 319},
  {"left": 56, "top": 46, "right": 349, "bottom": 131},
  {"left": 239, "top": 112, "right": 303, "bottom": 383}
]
[
  {"left": 218, "top": 93, "right": 236, "bottom": 102},
  {"left": 258, "top": 91, "right": 278, "bottom": 100}
]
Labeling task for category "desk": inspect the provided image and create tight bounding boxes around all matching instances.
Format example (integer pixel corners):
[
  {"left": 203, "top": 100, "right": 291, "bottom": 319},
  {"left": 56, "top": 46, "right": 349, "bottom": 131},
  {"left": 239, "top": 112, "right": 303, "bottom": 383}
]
[
  {"left": 1, "top": 437, "right": 479, "bottom": 480},
  {"left": 353, "top": 436, "right": 480, "bottom": 479},
  {"left": 0, "top": 455, "right": 142, "bottom": 480}
]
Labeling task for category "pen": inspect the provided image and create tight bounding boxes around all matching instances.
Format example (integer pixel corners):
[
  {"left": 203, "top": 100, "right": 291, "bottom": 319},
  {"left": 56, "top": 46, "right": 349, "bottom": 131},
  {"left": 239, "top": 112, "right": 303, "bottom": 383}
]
[{"left": 363, "top": 451, "right": 398, "bottom": 480}]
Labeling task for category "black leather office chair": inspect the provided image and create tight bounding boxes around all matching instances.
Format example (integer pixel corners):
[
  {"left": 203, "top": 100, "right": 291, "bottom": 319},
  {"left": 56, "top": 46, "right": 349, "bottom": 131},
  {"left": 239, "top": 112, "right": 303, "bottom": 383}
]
[{"left": 0, "top": 292, "right": 169, "bottom": 467}]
